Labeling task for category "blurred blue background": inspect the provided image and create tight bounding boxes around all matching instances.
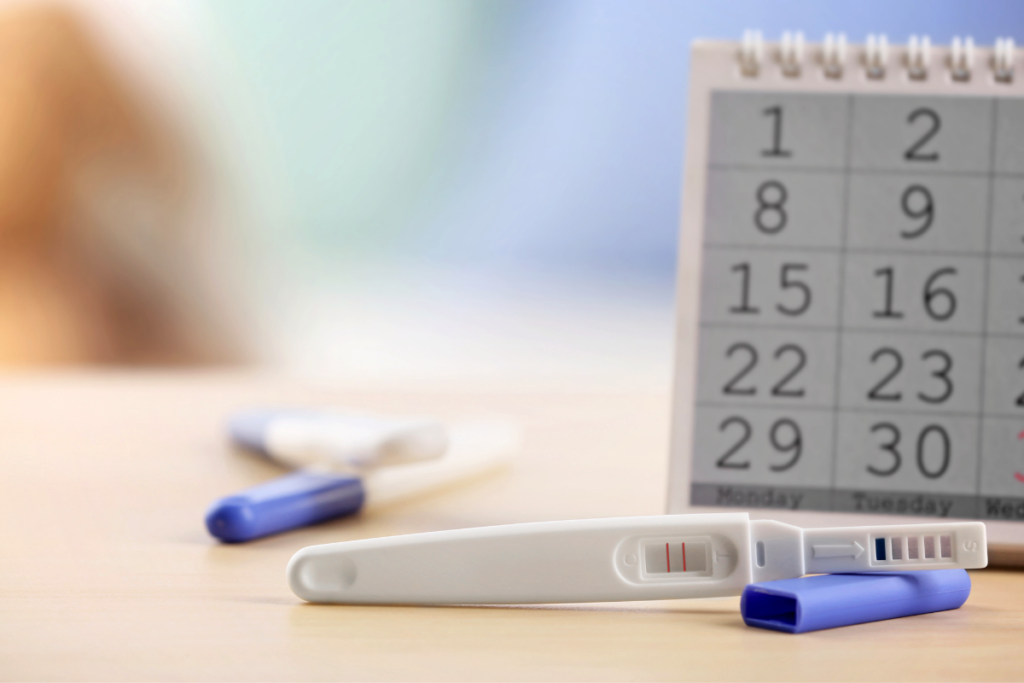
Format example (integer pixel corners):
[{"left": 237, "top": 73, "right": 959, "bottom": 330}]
[{"left": 204, "top": 0, "right": 1024, "bottom": 284}]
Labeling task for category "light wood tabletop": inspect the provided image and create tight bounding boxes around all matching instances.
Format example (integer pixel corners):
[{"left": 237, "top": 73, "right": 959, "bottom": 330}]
[{"left": 1, "top": 372, "right": 1022, "bottom": 681}]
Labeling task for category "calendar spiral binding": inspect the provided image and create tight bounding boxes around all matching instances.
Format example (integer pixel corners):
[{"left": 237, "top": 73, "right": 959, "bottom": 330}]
[{"left": 739, "top": 30, "right": 1017, "bottom": 83}]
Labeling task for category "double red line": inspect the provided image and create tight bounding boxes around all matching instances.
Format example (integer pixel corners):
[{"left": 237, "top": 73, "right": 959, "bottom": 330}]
[{"left": 665, "top": 542, "right": 686, "bottom": 572}]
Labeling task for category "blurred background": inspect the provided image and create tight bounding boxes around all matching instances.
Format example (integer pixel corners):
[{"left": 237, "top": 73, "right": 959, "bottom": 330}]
[{"left": 2, "top": 0, "right": 1022, "bottom": 385}]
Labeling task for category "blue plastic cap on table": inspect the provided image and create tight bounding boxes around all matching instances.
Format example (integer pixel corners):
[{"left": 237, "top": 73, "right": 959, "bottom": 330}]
[
  {"left": 205, "top": 470, "right": 365, "bottom": 543},
  {"left": 741, "top": 569, "right": 972, "bottom": 634}
]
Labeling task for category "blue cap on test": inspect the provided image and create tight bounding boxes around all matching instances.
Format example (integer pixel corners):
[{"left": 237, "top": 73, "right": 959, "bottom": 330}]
[
  {"left": 205, "top": 470, "right": 365, "bottom": 543},
  {"left": 741, "top": 569, "right": 971, "bottom": 633}
]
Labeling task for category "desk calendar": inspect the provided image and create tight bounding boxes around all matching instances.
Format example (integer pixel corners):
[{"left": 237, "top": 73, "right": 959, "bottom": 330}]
[{"left": 669, "top": 34, "right": 1024, "bottom": 546}]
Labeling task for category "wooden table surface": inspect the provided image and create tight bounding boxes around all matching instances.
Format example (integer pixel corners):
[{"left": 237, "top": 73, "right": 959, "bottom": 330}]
[{"left": 1, "top": 372, "right": 1022, "bottom": 681}]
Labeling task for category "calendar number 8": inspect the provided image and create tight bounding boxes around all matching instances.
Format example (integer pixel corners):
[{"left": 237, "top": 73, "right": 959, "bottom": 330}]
[{"left": 754, "top": 181, "right": 787, "bottom": 234}]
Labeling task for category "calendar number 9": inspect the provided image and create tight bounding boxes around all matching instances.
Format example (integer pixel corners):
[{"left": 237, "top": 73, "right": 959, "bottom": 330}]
[{"left": 900, "top": 185, "right": 934, "bottom": 239}]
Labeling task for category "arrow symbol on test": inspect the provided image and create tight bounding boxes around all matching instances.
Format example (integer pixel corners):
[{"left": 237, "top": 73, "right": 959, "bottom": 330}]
[{"left": 812, "top": 542, "right": 865, "bottom": 559}]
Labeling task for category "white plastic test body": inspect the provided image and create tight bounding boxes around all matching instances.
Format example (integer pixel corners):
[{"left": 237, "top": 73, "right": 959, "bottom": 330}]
[
  {"left": 259, "top": 413, "right": 449, "bottom": 470},
  {"left": 287, "top": 513, "right": 987, "bottom": 604},
  {"left": 360, "top": 420, "right": 520, "bottom": 510}
]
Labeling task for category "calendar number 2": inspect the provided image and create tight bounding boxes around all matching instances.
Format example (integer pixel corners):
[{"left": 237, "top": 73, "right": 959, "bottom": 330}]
[{"left": 904, "top": 108, "right": 941, "bottom": 162}]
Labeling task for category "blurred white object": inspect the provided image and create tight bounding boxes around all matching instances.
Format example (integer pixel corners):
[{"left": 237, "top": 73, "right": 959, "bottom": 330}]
[{"left": 229, "top": 408, "right": 449, "bottom": 471}]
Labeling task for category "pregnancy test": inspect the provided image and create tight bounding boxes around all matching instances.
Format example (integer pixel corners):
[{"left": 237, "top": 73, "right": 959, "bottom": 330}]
[
  {"left": 207, "top": 418, "right": 518, "bottom": 543},
  {"left": 229, "top": 409, "right": 449, "bottom": 470},
  {"left": 286, "top": 513, "right": 987, "bottom": 604}
]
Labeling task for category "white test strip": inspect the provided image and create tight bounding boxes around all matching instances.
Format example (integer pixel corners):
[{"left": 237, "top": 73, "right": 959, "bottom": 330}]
[{"left": 287, "top": 513, "right": 987, "bottom": 604}]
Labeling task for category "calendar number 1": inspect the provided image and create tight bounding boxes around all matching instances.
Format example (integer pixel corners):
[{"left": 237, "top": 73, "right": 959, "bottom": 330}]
[{"left": 761, "top": 106, "right": 792, "bottom": 158}]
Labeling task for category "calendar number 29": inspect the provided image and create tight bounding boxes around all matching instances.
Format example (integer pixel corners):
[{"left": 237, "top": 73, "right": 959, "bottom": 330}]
[{"left": 716, "top": 416, "right": 802, "bottom": 472}]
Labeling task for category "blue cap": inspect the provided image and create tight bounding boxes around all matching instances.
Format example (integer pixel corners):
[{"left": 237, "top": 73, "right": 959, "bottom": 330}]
[
  {"left": 741, "top": 569, "right": 971, "bottom": 634},
  {"left": 205, "top": 470, "right": 365, "bottom": 543}
]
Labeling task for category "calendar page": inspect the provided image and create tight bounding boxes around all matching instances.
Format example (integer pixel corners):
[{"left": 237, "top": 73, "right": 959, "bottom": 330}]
[{"left": 668, "top": 35, "right": 1024, "bottom": 547}]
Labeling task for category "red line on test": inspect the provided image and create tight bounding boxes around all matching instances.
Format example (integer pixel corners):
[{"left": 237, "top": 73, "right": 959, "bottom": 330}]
[
  {"left": 665, "top": 543, "right": 670, "bottom": 572},
  {"left": 682, "top": 543, "right": 687, "bottom": 572}
]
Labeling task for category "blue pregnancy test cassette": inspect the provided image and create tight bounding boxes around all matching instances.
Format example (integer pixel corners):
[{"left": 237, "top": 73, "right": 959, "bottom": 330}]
[{"left": 741, "top": 569, "right": 971, "bottom": 634}]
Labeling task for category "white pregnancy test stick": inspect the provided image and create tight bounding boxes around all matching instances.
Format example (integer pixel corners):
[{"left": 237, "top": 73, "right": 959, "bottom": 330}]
[
  {"left": 230, "top": 409, "right": 449, "bottom": 471},
  {"left": 360, "top": 419, "right": 520, "bottom": 510},
  {"left": 287, "top": 513, "right": 987, "bottom": 604}
]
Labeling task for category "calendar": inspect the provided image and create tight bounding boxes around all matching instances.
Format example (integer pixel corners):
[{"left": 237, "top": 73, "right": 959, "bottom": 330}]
[{"left": 668, "top": 34, "right": 1024, "bottom": 546}]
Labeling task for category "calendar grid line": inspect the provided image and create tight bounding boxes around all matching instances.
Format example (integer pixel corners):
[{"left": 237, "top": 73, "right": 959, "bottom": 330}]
[
  {"left": 695, "top": 401, "right": 1004, "bottom": 419},
  {"left": 704, "top": 243, "right": 1024, "bottom": 259},
  {"left": 828, "top": 94, "right": 855, "bottom": 506},
  {"left": 699, "top": 321, "right": 1024, "bottom": 338},
  {"left": 708, "top": 163, "right": 1024, "bottom": 179},
  {"left": 974, "top": 97, "right": 1000, "bottom": 514}
]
